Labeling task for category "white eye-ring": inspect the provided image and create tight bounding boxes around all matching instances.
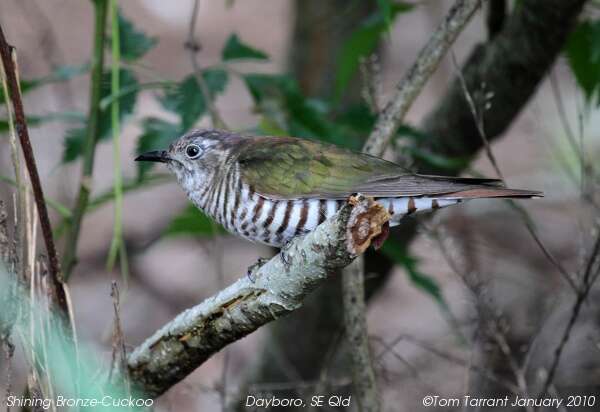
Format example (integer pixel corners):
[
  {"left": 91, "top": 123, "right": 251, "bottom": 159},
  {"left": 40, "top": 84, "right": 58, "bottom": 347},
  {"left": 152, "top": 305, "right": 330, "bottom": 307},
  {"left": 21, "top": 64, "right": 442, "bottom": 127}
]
[{"left": 185, "top": 144, "right": 203, "bottom": 159}]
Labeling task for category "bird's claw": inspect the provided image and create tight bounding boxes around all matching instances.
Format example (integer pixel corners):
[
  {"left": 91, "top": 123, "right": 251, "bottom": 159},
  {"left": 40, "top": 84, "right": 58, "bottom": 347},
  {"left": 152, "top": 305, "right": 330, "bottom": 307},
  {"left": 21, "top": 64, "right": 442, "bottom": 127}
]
[{"left": 246, "top": 257, "right": 269, "bottom": 283}]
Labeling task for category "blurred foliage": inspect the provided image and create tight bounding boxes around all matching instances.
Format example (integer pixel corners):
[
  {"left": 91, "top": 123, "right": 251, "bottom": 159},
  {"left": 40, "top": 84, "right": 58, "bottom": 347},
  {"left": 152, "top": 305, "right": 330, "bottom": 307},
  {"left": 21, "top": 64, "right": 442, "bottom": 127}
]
[
  {"left": 334, "top": 2, "right": 413, "bottom": 100},
  {"left": 0, "top": 63, "right": 88, "bottom": 102},
  {"left": 0, "top": 3, "right": 452, "bottom": 306},
  {"left": 164, "top": 203, "right": 226, "bottom": 237},
  {"left": 0, "top": 267, "right": 148, "bottom": 411},
  {"left": 160, "top": 70, "right": 228, "bottom": 130},
  {"left": 12, "top": 2, "right": 595, "bottom": 305},
  {"left": 116, "top": 9, "right": 157, "bottom": 61},
  {"left": 63, "top": 68, "right": 138, "bottom": 162},
  {"left": 135, "top": 118, "right": 180, "bottom": 178},
  {"left": 380, "top": 238, "right": 447, "bottom": 308},
  {"left": 222, "top": 33, "right": 269, "bottom": 61},
  {"left": 566, "top": 19, "right": 600, "bottom": 104},
  {"left": 393, "top": 125, "right": 471, "bottom": 172}
]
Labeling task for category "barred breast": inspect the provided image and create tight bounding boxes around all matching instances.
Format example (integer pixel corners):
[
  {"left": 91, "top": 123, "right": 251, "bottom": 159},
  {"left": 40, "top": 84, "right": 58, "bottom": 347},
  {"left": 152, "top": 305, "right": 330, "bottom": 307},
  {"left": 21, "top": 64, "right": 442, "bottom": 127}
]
[{"left": 192, "top": 164, "right": 459, "bottom": 247}]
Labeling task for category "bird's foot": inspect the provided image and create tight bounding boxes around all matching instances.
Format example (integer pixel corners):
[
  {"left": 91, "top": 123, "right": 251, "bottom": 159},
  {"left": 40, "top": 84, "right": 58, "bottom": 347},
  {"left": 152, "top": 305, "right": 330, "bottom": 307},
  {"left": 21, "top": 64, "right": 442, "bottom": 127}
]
[
  {"left": 279, "top": 237, "right": 300, "bottom": 269},
  {"left": 246, "top": 257, "right": 269, "bottom": 283}
]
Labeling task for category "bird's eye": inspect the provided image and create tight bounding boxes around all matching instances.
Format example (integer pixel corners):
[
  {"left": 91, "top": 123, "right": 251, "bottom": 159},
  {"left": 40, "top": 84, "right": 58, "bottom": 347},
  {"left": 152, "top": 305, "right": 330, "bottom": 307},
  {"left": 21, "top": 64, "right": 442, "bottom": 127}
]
[{"left": 185, "top": 144, "right": 202, "bottom": 159}]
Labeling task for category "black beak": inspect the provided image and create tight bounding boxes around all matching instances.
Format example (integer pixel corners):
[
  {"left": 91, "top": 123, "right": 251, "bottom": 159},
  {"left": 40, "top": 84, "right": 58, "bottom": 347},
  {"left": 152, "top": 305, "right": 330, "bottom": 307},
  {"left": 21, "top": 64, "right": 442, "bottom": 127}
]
[{"left": 135, "top": 150, "right": 170, "bottom": 163}]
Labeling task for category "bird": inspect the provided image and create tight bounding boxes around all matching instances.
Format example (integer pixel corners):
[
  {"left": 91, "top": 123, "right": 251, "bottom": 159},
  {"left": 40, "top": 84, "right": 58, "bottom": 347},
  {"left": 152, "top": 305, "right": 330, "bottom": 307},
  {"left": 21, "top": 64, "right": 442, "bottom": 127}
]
[{"left": 135, "top": 129, "right": 542, "bottom": 248}]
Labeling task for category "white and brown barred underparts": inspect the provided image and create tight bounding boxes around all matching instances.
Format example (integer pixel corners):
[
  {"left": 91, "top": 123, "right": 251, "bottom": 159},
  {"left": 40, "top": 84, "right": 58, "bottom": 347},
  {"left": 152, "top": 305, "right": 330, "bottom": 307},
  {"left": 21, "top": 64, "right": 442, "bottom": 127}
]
[{"left": 188, "top": 163, "right": 459, "bottom": 247}]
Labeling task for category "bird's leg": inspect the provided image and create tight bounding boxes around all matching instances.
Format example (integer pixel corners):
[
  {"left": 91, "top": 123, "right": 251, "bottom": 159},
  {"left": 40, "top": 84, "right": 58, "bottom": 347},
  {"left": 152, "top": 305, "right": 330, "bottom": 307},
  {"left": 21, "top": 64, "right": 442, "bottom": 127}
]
[{"left": 246, "top": 257, "right": 269, "bottom": 283}]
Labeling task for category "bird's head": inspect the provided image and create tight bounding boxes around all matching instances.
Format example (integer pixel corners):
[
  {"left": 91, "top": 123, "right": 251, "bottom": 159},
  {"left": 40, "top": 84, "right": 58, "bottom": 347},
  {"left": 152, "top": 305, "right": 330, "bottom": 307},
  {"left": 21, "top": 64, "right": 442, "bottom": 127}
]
[{"left": 135, "top": 129, "right": 240, "bottom": 192}]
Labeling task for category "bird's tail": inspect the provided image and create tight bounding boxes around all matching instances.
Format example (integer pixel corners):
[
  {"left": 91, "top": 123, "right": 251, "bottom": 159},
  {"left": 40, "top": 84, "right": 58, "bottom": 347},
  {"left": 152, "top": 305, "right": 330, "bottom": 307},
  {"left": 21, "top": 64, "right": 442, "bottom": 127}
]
[
  {"left": 411, "top": 175, "right": 543, "bottom": 199},
  {"left": 439, "top": 186, "right": 543, "bottom": 199}
]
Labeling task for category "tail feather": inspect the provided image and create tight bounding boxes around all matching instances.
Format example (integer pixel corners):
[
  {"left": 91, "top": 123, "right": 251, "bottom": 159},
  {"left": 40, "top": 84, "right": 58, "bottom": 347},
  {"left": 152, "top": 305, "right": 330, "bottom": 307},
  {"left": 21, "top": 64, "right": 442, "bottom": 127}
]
[
  {"left": 426, "top": 175, "right": 505, "bottom": 187},
  {"left": 440, "top": 187, "right": 543, "bottom": 199}
]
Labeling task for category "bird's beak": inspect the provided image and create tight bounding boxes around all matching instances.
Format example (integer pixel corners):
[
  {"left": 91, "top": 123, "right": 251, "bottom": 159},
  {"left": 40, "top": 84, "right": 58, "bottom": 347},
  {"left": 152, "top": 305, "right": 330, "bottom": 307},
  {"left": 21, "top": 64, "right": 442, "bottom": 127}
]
[{"left": 135, "top": 150, "right": 170, "bottom": 163}]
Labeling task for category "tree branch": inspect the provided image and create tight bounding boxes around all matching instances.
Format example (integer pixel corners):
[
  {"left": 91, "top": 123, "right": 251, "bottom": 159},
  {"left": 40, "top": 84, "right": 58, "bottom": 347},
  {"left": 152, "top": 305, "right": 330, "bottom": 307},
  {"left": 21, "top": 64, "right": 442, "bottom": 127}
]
[
  {"left": 341, "top": 2, "right": 482, "bottom": 409},
  {"left": 420, "top": 0, "right": 587, "bottom": 170},
  {"left": 0, "top": 24, "right": 69, "bottom": 318},
  {"left": 486, "top": 0, "right": 506, "bottom": 40},
  {"left": 369, "top": 0, "right": 587, "bottom": 302},
  {"left": 362, "top": 0, "right": 482, "bottom": 157},
  {"left": 128, "top": 196, "right": 390, "bottom": 397},
  {"left": 341, "top": 256, "right": 380, "bottom": 412}
]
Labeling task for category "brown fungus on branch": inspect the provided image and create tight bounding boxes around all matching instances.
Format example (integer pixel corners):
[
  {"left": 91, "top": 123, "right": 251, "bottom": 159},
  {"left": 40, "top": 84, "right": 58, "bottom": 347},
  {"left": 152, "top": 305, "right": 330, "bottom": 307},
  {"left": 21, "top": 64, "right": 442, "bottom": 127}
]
[{"left": 346, "top": 195, "right": 391, "bottom": 255}]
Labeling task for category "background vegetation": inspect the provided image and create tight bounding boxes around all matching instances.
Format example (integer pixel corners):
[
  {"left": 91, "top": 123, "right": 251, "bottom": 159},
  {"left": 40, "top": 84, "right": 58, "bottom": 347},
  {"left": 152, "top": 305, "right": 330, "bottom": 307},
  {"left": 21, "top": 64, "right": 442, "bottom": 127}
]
[{"left": 1, "top": 0, "right": 599, "bottom": 411}]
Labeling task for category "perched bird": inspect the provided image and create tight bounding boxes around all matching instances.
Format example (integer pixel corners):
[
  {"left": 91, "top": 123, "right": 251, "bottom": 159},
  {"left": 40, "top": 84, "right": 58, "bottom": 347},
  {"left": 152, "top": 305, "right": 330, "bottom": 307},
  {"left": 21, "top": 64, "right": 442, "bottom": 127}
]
[{"left": 136, "top": 129, "right": 541, "bottom": 248}]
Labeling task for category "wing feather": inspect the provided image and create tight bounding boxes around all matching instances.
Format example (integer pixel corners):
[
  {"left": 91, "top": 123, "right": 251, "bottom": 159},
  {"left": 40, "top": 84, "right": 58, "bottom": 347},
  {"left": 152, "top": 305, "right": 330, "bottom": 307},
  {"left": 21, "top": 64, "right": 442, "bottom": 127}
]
[{"left": 236, "top": 136, "right": 540, "bottom": 200}]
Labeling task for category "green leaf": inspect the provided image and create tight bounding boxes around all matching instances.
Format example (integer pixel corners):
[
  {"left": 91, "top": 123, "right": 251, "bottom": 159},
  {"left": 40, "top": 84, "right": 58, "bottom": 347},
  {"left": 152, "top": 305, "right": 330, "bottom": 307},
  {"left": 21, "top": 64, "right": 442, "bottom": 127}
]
[
  {"left": 62, "top": 68, "right": 139, "bottom": 162},
  {"left": 243, "top": 73, "right": 287, "bottom": 103},
  {"left": 243, "top": 74, "right": 339, "bottom": 143},
  {"left": 160, "top": 70, "right": 228, "bottom": 130},
  {"left": 408, "top": 147, "right": 470, "bottom": 172},
  {"left": 222, "top": 34, "right": 268, "bottom": 61},
  {"left": 380, "top": 238, "right": 447, "bottom": 307},
  {"left": 62, "top": 127, "right": 87, "bottom": 163},
  {"left": 117, "top": 10, "right": 157, "bottom": 61},
  {"left": 377, "top": 0, "right": 392, "bottom": 30},
  {"left": 98, "top": 68, "right": 139, "bottom": 138},
  {"left": 565, "top": 19, "right": 600, "bottom": 102},
  {"left": 334, "top": 2, "right": 414, "bottom": 101},
  {"left": 135, "top": 118, "right": 180, "bottom": 179},
  {"left": 165, "top": 204, "right": 225, "bottom": 237}
]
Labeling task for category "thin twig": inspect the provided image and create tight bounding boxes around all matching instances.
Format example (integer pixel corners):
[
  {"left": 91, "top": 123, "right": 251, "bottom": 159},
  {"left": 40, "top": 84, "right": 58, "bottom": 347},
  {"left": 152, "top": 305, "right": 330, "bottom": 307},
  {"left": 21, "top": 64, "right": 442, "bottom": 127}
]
[
  {"left": 342, "top": 2, "right": 482, "bottom": 409},
  {"left": 450, "top": 51, "right": 504, "bottom": 181},
  {"left": 549, "top": 71, "right": 582, "bottom": 164},
  {"left": 429, "top": 223, "right": 535, "bottom": 404},
  {"left": 539, "top": 227, "right": 600, "bottom": 396},
  {"left": 186, "top": 0, "right": 227, "bottom": 129},
  {"left": 61, "top": 0, "right": 109, "bottom": 280},
  {"left": 0, "top": 50, "right": 26, "bottom": 280},
  {"left": 0, "top": 24, "right": 69, "bottom": 317},
  {"left": 185, "top": 3, "right": 229, "bottom": 407},
  {"left": 378, "top": 334, "right": 520, "bottom": 394},
  {"left": 360, "top": 54, "right": 382, "bottom": 114},
  {"left": 362, "top": 0, "right": 482, "bottom": 157},
  {"left": 507, "top": 200, "right": 578, "bottom": 293},
  {"left": 109, "top": 281, "right": 129, "bottom": 390},
  {"left": 451, "top": 49, "right": 578, "bottom": 292}
]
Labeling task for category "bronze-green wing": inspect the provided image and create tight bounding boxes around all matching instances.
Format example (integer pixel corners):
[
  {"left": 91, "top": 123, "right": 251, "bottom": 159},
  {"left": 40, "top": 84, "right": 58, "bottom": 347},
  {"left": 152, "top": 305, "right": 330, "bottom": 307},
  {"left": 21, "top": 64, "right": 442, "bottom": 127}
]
[{"left": 235, "top": 136, "right": 539, "bottom": 200}]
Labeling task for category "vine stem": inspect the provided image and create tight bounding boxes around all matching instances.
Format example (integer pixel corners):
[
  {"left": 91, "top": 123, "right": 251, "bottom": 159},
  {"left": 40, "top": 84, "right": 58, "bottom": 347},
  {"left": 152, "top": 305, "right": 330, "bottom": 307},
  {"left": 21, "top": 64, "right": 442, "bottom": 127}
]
[
  {"left": 107, "top": 0, "right": 125, "bottom": 273},
  {"left": 61, "top": 0, "right": 109, "bottom": 280}
]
